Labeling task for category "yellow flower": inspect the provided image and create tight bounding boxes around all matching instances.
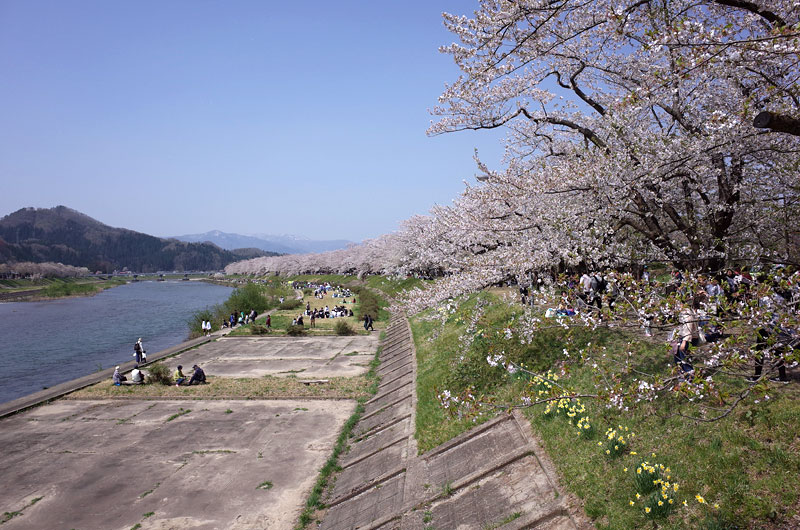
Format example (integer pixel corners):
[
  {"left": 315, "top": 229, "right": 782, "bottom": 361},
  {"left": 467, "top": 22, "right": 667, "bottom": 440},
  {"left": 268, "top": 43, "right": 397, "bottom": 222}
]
[
  {"left": 629, "top": 500, "right": 635, "bottom": 506},
  {"left": 631, "top": 451, "right": 637, "bottom": 455},
  {"left": 714, "top": 503, "right": 719, "bottom": 509},
  {"left": 683, "top": 500, "right": 688, "bottom": 507},
  {"left": 637, "top": 468, "right": 642, "bottom": 474},
  {"left": 645, "top": 507, "right": 651, "bottom": 514},
  {"left": 673, "top": 484, "right": 679, "bottom": 492},
  {"left": 696, "top": 495, "right": 706, "bottom": 504},
  {"left": 636, "top": 493, "right": 641, "bottom": 499},
  {"left": 658, "top": 501, "right": 664, "bottom": 506},
  {"left": 623, "top": 467, "right": 628, "bottom": 472},
  {"left": 668, "top": 499, "right": 674, "bottom": 505},
  {"left": 606, "top": 449, "right": 611, "bottom": 454}
]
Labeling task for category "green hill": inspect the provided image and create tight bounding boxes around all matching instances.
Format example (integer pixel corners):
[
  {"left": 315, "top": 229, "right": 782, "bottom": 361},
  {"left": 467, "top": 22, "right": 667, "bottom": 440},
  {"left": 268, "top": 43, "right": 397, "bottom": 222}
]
[{"left": 0, "top": 206, "right": 278, "bottom": 273}]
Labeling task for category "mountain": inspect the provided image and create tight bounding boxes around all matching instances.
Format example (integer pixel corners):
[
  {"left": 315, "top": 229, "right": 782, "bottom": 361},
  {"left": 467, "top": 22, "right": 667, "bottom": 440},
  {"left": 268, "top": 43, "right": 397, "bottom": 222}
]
[
  {"left": 0, "top": 206, "right": 279, "bottom": 273},
  {"left": 172, "top": 230, "right": 353, "bottom": 255}
]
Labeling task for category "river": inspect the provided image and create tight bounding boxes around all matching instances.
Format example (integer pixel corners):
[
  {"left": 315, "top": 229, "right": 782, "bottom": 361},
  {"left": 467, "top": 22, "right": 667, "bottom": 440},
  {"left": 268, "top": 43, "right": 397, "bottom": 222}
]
[{"left": 0, "top": 280, "right": 233, "bottom": 404}]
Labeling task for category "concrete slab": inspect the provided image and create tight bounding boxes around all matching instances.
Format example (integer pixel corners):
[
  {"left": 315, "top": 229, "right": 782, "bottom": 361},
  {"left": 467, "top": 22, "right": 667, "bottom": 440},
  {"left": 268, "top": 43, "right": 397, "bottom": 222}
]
[
  {"left": 162, "top": 335, "right": 380, "bottom": 380},
  {"left": 320, "top": 474, "right": 406, "bottom": 530},
  {"left": 0, "top": 399, "right": 355, "bottom": 530},
  {"left": 409, "top": 455, "right": 567, "bottom": 530},
  {"left": 145, "top": 335, "right": 378, "bottom": 379}
]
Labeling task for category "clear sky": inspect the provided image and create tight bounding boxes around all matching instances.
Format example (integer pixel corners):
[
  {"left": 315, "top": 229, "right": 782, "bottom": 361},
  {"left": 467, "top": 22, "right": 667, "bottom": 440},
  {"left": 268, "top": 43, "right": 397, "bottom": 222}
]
[{"left": 0, "top": 0, "right": 506, "bottom": 242}]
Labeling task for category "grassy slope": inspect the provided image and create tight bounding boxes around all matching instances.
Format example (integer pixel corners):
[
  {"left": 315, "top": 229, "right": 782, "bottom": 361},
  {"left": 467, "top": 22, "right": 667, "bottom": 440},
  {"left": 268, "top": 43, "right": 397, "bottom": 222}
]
[
  {"left": 410, "top": 291, "right": 800, "bottom": 529},
  {"left": 228, "top": 275, "right": 423, "bottom": 336}
]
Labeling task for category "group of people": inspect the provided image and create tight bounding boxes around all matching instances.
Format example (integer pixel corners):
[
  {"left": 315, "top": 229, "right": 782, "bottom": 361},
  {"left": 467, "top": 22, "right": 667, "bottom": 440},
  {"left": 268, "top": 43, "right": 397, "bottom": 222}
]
[
  {"left": 222, "top": 309, "right": 258, "bottom": 329},
  {"left": 112, "top": 363, "right": 206, "bottom": 386},
  {"left": 539, "top": 265, "right": 799, "bottom": 383},
  {"left": 172, "top": 364, "right": 206, "bottom": 386}
]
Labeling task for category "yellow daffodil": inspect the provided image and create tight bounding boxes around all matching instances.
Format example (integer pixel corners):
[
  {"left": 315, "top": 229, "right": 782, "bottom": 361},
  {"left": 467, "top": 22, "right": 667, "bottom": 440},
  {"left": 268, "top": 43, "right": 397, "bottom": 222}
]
[{"left": 696, "top": 495, "right": 706, "bottom": 504}]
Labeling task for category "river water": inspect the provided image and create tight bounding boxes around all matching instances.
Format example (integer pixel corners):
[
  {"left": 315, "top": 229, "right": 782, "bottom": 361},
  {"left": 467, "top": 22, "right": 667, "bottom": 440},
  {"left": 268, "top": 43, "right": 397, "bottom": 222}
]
[{"left": 0, "top": 280, "right": 233, "bottom": 404}]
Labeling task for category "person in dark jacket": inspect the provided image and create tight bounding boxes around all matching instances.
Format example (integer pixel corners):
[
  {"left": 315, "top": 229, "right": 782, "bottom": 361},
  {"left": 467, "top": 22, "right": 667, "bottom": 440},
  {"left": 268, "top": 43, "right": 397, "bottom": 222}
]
[{"left": 188, "top": 365, "right": 206, "bottom": 385}]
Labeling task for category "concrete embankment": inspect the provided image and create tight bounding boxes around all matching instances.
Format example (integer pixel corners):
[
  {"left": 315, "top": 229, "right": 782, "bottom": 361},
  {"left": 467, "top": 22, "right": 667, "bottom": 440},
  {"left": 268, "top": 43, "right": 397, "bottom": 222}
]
[{"left": 0, "top": 325, "right": 368, "bottom": 529}]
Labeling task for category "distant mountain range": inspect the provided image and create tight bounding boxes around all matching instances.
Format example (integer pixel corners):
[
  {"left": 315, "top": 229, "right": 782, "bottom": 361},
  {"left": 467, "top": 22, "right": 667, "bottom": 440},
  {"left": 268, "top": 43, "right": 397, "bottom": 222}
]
[
  {"left": 171, "top": 230, "right": 353, "bottom": 255},
  {"left": 0, "top": 206, "right": 279, "bottom": 273}
]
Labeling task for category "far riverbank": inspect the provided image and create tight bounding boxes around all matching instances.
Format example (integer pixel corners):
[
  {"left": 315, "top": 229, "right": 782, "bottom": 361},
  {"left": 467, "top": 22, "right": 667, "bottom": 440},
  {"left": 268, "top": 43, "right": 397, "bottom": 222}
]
[{"left": 0, "top": 273, "right": 217, "bottom": 302}]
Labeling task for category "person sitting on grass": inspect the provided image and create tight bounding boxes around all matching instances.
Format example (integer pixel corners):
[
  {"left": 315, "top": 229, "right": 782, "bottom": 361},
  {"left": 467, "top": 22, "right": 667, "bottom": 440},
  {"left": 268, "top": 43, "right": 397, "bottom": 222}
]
[
  {"left": 174, "top": 365, "right": 186, "bottom": 386},
  {"left": 112, "top": 366, "right": 126, "bottom": 386},
  {"left": 187, "top": 364, "right": 206, "bottom": 385},
  {"left": 131, "top": 364, "right": 145, "bottom": 385}
]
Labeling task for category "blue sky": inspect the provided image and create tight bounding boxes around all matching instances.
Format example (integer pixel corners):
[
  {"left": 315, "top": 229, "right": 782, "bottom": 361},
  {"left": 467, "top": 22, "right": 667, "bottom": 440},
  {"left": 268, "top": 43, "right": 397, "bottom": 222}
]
[{"left": 0, "top": 1, "right": 505, "bottom": 242}]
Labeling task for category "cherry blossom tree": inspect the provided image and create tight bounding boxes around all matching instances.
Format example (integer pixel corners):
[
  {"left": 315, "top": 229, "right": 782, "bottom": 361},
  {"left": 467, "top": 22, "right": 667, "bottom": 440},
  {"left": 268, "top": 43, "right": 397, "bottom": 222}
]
[{"left": 430, "top": 0, "right": 800, "bottom": 271}]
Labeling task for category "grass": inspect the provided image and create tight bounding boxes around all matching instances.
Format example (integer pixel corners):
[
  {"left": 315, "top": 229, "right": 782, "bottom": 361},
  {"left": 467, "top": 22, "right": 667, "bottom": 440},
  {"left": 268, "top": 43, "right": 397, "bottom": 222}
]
[
  {"left": 41, "top": 279, "right": 125, "bottom": 298},
  {"left": 482, "top": 511, "right": 523, "bottom": 530},
  {"left": 68, "top": 374, "right": 374, "bottom": 400},
  {"left": 1, "top": 496, "right": 43, "bottom": 524},
  {"left": 228, "top": 290, "right": 385, "bottom": 336},
  {"left": 165, "top": 408, "right": 191, "bottom": 422},
  {"left": 410, "top": 290, "right": 800, "bottom": 529},
  {"left": 0, "top": 277, "right": 127, "bottom": 299},
  {"left": 256, "top": 480, "right": 274, "bottom": 490},
  {"left": 139, "top": 482, "right": 161, "bottom": 499}
]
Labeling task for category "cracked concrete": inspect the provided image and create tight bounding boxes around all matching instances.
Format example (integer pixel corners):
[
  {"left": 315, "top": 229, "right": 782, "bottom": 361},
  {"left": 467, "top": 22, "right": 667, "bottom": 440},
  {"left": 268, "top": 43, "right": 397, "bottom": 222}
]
[
  {"left": 0, "top": 399, "right": 355, "bottom": 530},
  {"left": 164, "top": 335, "right": 380, "bottom": 379}
]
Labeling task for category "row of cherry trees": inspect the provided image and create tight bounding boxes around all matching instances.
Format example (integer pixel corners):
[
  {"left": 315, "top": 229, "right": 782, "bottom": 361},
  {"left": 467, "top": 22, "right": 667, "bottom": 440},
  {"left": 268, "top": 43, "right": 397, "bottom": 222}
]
[
  {"left": 225, "top": 1, "right": 799, "bottom": 418},
  {"left": 0, "top": 262, "right": 90, "bottom": 279},
  {"left": 231, "top": 0, "right": 798, "bottom": 288}
]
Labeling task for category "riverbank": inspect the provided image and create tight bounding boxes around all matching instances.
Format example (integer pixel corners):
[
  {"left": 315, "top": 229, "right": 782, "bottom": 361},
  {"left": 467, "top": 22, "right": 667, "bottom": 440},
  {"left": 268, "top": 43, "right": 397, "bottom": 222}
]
[
  {"left": 0, "top": 277, "right": 128, "bottom": 302},
  {"left": 0, "top": 332, "right": 215, "bottom": 418},
  {"left": 0, "top": 273, "right": 224, "bottom": 303},
  {"left": 0, "top": 280, "right": 234, "bottom": 404}
]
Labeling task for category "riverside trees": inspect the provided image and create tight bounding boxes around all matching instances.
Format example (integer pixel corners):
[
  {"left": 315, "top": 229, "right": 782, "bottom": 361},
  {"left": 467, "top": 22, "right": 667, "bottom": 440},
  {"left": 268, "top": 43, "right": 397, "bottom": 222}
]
[
  {"left": 428, "top": 0, "right": 800, "bottom": 274},
  {"left": 224, "top": 1, "right": 800, "bottom": 417}
]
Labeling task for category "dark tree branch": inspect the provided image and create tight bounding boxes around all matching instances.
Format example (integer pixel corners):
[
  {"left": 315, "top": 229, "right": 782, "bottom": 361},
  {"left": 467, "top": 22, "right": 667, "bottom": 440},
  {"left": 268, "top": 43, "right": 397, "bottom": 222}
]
[
  {"left": 711, "top": 0, "right": 786, "bottom": 27},
  {"left": 753, "top": 111, "right": 800, "bottom": 136}
]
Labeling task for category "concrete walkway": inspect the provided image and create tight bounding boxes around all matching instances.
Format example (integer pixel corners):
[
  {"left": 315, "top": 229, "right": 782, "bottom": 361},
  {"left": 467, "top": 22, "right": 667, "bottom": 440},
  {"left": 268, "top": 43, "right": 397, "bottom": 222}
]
[{"left": 0, "top": 324, "right": 358, "bottom": 530}]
